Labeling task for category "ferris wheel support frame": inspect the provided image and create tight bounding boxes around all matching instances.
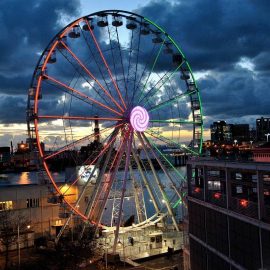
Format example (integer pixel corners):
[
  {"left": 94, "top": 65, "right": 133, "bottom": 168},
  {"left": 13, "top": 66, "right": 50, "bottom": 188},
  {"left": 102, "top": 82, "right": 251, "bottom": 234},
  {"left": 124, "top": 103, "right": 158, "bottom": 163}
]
[{"left": 137, "top": 132, "right": 179, "bottom": 231}]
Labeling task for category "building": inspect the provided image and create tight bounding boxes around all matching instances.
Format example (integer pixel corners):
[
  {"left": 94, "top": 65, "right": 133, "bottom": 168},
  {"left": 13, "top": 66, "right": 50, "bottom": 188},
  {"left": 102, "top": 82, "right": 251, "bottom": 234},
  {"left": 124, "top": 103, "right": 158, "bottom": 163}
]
[
  {"left": 231, "top": 124, "right": 250, "bottom": 142},
  {"left": 256, "top": 117, "right": 270, "bottom": 141},
  {"left": 252, "top": 143, "right": 270, "bottom": 163},
  {"left": 184, "top": 159, "right": 270, "bottom": 270},
  {"left": 0, "top": 172, "right": 96, "bottom": 251},
  {"left": 0, "top": 147, "right": 11, "bottom": 170},
  {"left": 210, "top": 121, "right": 232, "bottom": 142},
  {"left": 210, "top": 121, "right": 250, "bottom": 143}
]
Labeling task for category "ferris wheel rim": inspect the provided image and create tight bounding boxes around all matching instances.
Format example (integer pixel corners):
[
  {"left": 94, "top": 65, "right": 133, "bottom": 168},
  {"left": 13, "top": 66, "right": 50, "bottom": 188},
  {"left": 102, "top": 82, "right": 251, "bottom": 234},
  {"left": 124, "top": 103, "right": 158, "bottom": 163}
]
[{"left": 27, "top": 10, "right": 203, "bottom": 236}]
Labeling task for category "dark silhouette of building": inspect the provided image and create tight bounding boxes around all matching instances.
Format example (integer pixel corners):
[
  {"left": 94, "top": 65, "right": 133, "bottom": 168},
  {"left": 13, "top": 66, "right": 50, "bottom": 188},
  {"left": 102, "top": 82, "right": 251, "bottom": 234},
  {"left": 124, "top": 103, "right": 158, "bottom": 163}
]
[
  {"left": 210, "top": 121, "right": 232, "bottom": 142},
  {"left": 0, "top": 147, "right": 11, "bottom": 170},
  {"left": 185, "top": 159, "right": 270, "bottom": 270},
  {"left": 94, "top": 115, "right": 100, "bottom": 143},
  {"left": 231, "top": 124, "right": 250, "bottom": 142},
  {"left": 256, "top": 117, "right": 270, "bottom": 141},
  {"left": 211, "top": 121, "right": 250, "bottom": 143}
]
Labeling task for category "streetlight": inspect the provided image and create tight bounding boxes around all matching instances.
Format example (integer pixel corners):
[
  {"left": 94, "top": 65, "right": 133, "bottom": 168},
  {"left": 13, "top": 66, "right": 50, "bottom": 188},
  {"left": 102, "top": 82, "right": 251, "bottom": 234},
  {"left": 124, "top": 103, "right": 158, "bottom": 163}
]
[
  {"left": 18, "top": 224, "right": 31, "bottom": 270},
  {"left": 265, "top": 133, "right": 270, "bottom": 142},
  {"left": 17, "top": 224, "right": 20, "bottom": 270}
]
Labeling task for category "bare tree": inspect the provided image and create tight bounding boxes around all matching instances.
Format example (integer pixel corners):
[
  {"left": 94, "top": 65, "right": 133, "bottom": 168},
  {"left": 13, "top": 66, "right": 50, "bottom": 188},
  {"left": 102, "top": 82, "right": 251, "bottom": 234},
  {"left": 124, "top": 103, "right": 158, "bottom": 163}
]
[{"left": 0, "top": 210, "right": 29, "bottom": 270}]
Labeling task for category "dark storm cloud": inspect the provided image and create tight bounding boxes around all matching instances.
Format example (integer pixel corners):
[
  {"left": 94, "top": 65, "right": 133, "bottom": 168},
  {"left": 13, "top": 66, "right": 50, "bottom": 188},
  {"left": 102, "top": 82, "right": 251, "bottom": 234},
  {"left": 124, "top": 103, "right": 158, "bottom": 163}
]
[
  {"left": 0, "top": 95, "right": 27, "bottom": 123},
  {"left": 0, "top": 0, "right": 81, "bottom": 122},
  {"left": 199, "top": 68, "right": 269, "bottom": 119},
  {"left": 138, "top": 0, "right": 270, "bottom": 71}
]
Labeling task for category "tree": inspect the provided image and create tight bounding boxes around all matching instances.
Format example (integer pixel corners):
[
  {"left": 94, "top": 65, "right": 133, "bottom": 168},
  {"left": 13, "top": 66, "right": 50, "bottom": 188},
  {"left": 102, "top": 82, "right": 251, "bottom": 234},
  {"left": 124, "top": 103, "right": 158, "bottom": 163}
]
[{"left": 0, "top": 210, "right": 29, "bottom": 270}]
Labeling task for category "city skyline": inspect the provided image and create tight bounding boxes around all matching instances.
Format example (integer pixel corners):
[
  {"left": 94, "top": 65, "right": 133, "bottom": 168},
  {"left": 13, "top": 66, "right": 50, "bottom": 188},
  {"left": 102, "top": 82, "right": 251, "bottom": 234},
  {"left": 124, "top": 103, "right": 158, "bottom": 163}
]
[{"left": 0, "top": 0, "right": 269, "bottom": 146}]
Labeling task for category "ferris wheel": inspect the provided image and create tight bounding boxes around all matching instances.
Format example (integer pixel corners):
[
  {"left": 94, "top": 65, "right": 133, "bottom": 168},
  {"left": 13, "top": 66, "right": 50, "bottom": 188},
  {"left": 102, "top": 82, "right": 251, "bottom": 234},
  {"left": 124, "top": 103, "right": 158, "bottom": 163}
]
[{"left": 27, "top": 10, "right": 203, "bottom": 249}]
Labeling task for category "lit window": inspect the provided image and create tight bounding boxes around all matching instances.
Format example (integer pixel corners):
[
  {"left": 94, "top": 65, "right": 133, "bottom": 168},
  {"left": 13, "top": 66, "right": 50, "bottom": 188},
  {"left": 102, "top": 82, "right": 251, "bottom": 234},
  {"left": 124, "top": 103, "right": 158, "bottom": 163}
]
[{"left": 0, "top": 201, "right": 13, "bottom": 211}]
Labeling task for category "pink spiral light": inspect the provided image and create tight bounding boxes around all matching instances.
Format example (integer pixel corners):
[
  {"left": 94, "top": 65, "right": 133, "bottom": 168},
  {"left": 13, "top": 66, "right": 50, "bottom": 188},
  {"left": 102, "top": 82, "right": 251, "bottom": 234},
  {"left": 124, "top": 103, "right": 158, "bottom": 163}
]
[{"left": 130, "top": 106, "right": 149, "bottom": 132}]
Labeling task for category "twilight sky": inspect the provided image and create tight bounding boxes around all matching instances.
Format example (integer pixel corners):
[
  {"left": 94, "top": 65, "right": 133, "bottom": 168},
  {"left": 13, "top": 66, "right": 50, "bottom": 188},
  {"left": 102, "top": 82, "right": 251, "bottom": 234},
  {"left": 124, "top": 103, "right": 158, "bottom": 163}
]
[{"left": 0, "top": 0, "right": 269, "bottom": 146}]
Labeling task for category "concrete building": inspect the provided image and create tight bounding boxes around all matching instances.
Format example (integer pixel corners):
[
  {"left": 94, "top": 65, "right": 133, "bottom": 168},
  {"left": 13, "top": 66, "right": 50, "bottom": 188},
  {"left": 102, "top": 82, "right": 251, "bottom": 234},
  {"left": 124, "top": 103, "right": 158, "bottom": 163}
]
[
  {"left": 0, "top": 183, "right": 80, "bottom": 238},
  {"left": 0, "top": 170, "right": 97, "bottom": 252},
  {"left": 184, "top": 158, "right": 270, "bottom": 270}
]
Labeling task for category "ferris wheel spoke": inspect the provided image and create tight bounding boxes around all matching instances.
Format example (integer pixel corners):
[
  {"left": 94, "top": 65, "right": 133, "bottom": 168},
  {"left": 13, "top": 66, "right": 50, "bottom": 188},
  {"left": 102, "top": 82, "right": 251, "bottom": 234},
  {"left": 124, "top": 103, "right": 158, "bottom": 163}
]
[
  {"left": 55, "top": 129, "right": 120, "bottom": 242},
  {"left": 79, "top": 26, "right": 114, "bottom": 99},
  {"left": 57, "top": 47, "right": 116, "bottom": 111},
  {"left": 141, "top": 133, "right": 184, "bottom": 198},
  {"left": 145, "top": 129, "right": 199, "bottom": 156},
  {"left": 125, "top": 28, "right": 134, "bottom": 105},
  {"left": 43, "top": 75, "right": 122, "bottom": 116},
  {"left": 139, "top": 61, "right": 184, "bottom": 106},
  {"left": 56, "top": 157, "right": 103, "bottom": 242},
  {"left": 82, "top": 129, "right": 121, "bottom": 223},
  {"left": 38, "top": 115, "right": 122, "bottom": 122},
  {"left": 114, "top": 26, "right": 128, "bottom": 105},
  {"left": 92, "top": 134, "right": 128, "bottom": 227},
  {"left": 87, "top": 134, "right": 126, "bottom": 223},
  {"left": 136, "top": 132, "right": 179, "bottom": 231},
  {"left": 130, "top": 147, "right": 160, "bottom": 214},
  {"left": 149, "top": 119, "right": 198, "bottom": 125},
  {"left": 60, "top": 41, "right": 125, "bottom": 113},
  {"left": 43, "top": 123, "right": 122, "bottom": 160},
  {"left": 62, "top": 129, "right": 120, "bottom": 194},
  {"left": 137, "top": 38, "right": 166, "bottom": 103},
  {"left": 113, "top": 130, "right": 133, "bottom": 253},
  {"left": 146, "top": 137, "right": 186, "bottom": 182},
  {"left": 129, "top": 22, "right": 142, "bottom": 108},
  {"left": 84, "top": 20, "right": 127, "bottom": 110},
  {"left": 129, "top": 165, "right": 147, "bottom": 223},
  {"left": 147, "top": 90, "right": 197, "bottom": 113},
  {"left": 133, "top": 42, "right": 157, "bottom": 103}
]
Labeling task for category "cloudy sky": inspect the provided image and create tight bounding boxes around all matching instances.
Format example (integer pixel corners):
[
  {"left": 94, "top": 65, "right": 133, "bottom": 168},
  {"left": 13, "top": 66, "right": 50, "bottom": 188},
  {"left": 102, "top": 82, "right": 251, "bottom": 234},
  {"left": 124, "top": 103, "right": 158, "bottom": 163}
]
[{"left": 0, "top": 0, "right": 269, "bottom": 146}]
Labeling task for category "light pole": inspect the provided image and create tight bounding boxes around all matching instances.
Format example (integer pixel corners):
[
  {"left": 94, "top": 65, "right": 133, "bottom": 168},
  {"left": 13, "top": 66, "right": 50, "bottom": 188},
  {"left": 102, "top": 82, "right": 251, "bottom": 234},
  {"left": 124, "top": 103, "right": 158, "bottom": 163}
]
[
  {"left": 18, "top": 224, "right": 31, "bottom": 270},
  {"left": 265, "top": 133, "right": 270, "bottom": 142},
  {"left": 17, "top": 224, "right": 20, "bottom": 270}
]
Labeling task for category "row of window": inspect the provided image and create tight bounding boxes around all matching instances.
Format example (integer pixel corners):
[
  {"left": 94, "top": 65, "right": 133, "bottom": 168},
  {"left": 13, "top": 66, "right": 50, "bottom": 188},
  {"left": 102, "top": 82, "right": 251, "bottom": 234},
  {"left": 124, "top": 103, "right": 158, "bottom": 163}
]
[
  {"left": 0, "top": 198, "right": 41, "bottom": 210},
  {"left": 26, "top": 198, "right": 40, "bottom": 208}
]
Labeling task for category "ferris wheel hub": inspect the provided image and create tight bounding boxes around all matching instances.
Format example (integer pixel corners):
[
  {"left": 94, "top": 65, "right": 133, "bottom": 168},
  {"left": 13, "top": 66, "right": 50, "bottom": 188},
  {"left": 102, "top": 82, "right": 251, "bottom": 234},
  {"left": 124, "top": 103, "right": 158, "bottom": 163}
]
[{"left": 130, "top": 106, "right": 149, "bottom": 132}]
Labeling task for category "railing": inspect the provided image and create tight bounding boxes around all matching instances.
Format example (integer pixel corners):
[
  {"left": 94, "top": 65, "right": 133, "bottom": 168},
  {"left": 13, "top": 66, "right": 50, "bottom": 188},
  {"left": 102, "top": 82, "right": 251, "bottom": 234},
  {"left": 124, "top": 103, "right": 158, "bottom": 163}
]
[
  {"left": 207, "top": 191, "right": 227, "bottom": 208},
  {"left": 231, "top": 197, "right": 258, "bottom": 219}
]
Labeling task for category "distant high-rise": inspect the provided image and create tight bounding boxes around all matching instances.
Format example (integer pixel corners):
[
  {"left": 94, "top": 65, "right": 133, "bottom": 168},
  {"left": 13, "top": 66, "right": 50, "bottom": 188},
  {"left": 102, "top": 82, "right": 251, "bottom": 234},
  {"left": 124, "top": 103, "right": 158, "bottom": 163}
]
[
  {"left": 231, "top": 124, "right": 250, "bottom": 142},
  {"left": 211, "top": 121, "right": 250, "bottom": 143},
  {"left": 210, "top": 121, "right": 232, "bottom": 142},
  {"left": 94, "top": 115, "right": 100, "bottom": 143},
  {"left": 256, "top": 117, "right": 270, "bottom": 141}
]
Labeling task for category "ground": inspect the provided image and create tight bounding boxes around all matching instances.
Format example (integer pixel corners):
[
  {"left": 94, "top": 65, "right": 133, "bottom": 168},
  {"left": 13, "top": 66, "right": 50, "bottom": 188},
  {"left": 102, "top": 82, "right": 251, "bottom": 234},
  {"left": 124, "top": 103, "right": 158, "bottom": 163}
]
[{"left": 0, "top": 248, "right": 183, "bottom": 270}]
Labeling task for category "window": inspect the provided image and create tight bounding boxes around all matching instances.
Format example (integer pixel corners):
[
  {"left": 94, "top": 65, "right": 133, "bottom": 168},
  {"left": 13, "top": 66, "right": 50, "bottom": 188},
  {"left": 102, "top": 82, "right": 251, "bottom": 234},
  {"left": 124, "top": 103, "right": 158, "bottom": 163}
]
[
  {"left": 26, "top": 198, "right": 40, "bottom": 208},
  {"left": 0, "top": 201, "right": 13, "bottom": 211}
]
